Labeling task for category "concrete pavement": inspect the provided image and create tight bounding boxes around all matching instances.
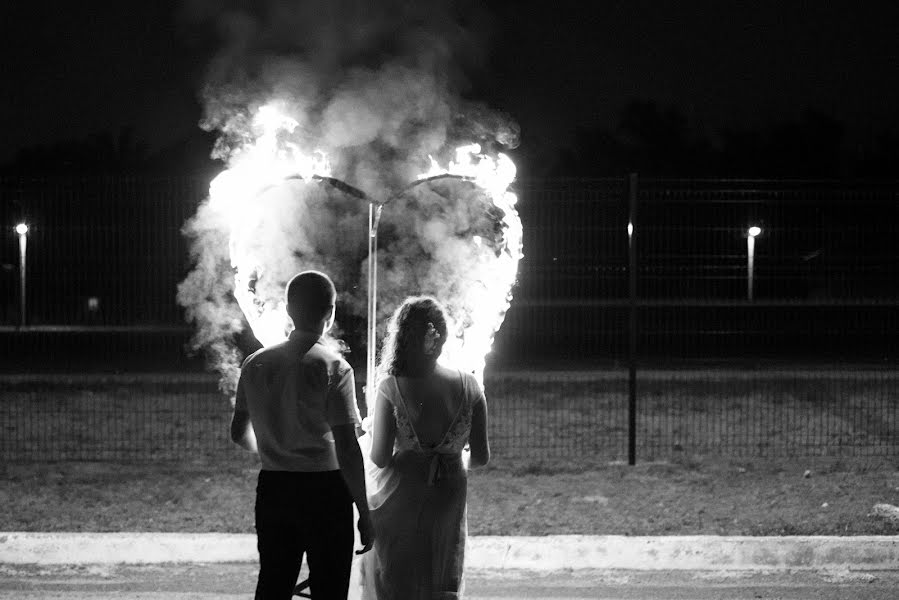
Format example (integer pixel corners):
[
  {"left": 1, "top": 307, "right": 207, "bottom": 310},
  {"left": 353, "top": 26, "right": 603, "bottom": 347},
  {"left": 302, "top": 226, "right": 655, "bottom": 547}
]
[
  {"left": 2, "top": 563, "right": 899, "bottom": 599},
  {"left": 2, "top": 533, "right": 898, "bottom": 571}
]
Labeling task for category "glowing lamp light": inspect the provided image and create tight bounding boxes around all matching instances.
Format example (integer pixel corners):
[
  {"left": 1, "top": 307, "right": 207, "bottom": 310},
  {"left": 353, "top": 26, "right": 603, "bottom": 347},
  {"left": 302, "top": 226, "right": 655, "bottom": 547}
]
[
  {"left": 15, "top": 222, "right": 29, "bottom": 327},
  {"left": 746, "top": 225, "right": 762, "bottom": 301}
]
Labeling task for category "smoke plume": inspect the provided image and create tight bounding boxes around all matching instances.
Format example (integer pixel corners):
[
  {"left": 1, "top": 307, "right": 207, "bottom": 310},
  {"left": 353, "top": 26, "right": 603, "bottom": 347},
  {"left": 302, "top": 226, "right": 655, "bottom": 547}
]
[{"left": 177, "top": 0, "right": 520, "bottom": 393}]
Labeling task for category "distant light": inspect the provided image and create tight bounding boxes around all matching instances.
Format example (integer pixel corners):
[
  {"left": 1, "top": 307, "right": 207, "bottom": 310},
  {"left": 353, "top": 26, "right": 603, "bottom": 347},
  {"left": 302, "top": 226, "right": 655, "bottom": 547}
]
[
  {"left": 627, "top": 222, "right": 634, "bottom": 237},
  {"left": 87, "top": 297, "right": 100, "bottom": 312},
  {"left": 15, "top": 223, "right": 28, "bottom": 235},
  {"left": 747, "top": 226, "right": 762, "bottom": 237}
]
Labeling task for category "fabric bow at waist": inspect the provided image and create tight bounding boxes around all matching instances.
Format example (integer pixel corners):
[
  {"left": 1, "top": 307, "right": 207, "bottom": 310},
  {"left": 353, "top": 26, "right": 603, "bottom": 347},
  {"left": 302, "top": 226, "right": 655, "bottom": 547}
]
[
  {"left": 391, "top": 449, "right": 464, "bottom": 485},
  {"left": 423, "top": 451, "right": 462, "bottom": 486}
]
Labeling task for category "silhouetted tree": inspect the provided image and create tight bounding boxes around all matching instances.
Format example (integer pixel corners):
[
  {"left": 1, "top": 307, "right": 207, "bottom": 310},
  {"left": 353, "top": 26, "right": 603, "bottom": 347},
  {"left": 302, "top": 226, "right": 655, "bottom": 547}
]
[
  {"left": 718, "top": 109, "right": 845, "bottom": 177},
  {"left": 3, "top": 127, "right": 149, "bottom": 174},
  {"left": 1, "top": 127, "right": 222, "bottom": 177},
  {"left": 554, "top": 100, "right": 713, "bottom": 176},
  {"left": 852, "top": 130, "right": 899, "bottom": 178},
  {"left": 551, "top": 102, "right": 892, "bottom": 178},
  {"left": 142, "top": 129, "right": 220, "bottom": 178}
]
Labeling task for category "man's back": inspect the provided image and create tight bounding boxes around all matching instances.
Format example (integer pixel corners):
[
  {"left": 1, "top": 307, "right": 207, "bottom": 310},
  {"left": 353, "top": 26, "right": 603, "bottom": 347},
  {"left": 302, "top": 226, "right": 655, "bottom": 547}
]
[
  {"left": 236, "top": 331, "right": 360, "bottom": 472},
  {"left": 231, "top": 270, "right": 373, "bottom": 599}
]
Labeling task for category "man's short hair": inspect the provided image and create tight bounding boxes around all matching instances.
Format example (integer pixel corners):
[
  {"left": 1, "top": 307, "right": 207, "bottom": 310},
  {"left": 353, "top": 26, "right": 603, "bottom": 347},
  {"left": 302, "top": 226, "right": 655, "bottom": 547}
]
[{"left": 286, "top": 271, "right": 336, "bottom": 324}]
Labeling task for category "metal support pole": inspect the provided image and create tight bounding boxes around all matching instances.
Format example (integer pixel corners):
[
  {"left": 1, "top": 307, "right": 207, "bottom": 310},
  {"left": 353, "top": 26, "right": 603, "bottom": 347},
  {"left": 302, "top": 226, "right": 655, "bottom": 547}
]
[
  {"left": 627, "top": 173, "right": 638, "bottom": 466},
  {"left": 18, "top": 227, "right": 27, "bottom": 328},
  {"left": 365, "top": 203, "right": 383, "bottom": 417},
  {"left": 366, "top": 204, "right": 376, "bottom": 416},
  {"left": 747, "top": 235, "right": 755, "bottom": 301},
  {"left": 310, "top": 173, "right": 464, "bottom": 417}
]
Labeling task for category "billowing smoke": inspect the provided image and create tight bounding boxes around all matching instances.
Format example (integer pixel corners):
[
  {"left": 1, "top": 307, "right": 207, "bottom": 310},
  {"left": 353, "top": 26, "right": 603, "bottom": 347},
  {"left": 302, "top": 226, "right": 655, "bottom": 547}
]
[{"left": 177, "top": 0, "right": 520, "bottom": 394}]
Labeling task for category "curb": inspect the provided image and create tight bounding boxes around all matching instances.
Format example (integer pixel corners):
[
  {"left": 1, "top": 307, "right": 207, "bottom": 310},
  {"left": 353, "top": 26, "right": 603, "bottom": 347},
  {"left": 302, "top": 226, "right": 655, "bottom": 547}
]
[{"left": 2, "top": 533, "right": 897, "bottom": 570}]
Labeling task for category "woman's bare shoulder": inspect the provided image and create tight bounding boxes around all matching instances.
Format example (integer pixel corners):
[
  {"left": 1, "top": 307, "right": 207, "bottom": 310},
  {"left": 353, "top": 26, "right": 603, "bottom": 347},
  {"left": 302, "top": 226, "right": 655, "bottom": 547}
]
[
  {"left": 433, "top": 364, "right": 466, "bottom": 389},
  {"left": 377, "top": 375, "right": 399, "bottom": 398},
  {"left": 433, "top": 364, "right": 457, "bottom": 380}
]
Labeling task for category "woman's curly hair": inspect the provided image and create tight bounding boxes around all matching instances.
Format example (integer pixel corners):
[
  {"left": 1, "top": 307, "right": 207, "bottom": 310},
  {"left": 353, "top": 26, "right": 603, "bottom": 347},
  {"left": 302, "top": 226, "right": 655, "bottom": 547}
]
[{"left": 377, "top": 296, "right": 449, "bottom": 381}]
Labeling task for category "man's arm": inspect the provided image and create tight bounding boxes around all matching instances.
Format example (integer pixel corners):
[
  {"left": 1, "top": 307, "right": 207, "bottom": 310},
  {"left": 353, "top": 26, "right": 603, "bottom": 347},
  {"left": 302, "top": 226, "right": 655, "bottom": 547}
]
[
  {"left": 332, "top": 424, "right": 374, "bottom": 554},
  {"left": 230, "top": 374, "right": 258, "bottom": 453},
  {"left": 230, "top": 408, "right": 258, "bottom": 453}
]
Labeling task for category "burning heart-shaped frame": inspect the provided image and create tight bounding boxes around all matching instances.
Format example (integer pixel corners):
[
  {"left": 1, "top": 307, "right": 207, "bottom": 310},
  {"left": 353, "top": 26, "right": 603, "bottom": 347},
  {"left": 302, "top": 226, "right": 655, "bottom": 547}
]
[{"left": 179, "top": 107, "right": 522, "bottom": 404}]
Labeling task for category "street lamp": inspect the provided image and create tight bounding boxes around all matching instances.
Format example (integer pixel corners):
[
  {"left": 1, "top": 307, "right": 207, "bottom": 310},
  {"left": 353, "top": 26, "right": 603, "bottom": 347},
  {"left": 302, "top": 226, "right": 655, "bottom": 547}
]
[
  {"left": 746, "top": 225, "right": 762, "bottom": 301},
  {"left": 15, "top": 223, "right": 28, "bottom": 327}
]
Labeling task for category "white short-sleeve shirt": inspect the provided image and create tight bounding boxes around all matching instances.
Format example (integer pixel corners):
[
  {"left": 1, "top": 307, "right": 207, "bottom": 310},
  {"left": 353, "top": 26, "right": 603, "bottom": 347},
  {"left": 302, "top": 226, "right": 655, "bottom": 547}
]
[{"left": 235, "top": 331, "right": 361, "bottom": 471}]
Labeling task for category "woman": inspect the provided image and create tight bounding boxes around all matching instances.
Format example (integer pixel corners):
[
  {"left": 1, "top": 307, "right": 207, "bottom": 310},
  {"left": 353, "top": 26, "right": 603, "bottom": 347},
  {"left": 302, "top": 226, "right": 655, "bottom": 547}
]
[{"left": 358, "top": 296, "right": 490, "bottom": 599}]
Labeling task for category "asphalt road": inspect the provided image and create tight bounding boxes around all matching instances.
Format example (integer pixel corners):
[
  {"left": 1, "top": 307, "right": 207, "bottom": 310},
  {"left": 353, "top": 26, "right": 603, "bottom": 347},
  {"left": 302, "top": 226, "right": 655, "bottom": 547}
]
[{"left": 2, "top": 563, "right": 898, "bottom": 599}]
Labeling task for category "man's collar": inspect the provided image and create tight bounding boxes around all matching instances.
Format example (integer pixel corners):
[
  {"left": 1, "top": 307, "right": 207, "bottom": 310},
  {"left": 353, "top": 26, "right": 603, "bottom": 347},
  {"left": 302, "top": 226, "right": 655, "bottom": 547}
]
[{"left": 288, "top": 329, "right": 323, "bottom": 344}]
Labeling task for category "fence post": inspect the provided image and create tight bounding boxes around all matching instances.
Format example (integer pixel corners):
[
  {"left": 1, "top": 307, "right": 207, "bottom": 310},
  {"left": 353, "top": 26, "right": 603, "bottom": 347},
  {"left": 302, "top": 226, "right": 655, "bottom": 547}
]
[{"left": 627, "top": 173, "right": 638, "bottom": 466}]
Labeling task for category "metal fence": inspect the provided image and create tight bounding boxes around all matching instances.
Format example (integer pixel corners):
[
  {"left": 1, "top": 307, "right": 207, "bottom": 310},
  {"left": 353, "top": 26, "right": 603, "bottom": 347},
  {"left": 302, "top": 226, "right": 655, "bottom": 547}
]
[
  {"left": 0, "top": 176, "right": 204, "bottom": 327},
  {"left": 494, "top": 177, "right": 899, "bottom": 362},
  {"left": 1, "top": 176, "right": 898, "bottom": 462},
  {"left": 1, "top": 374, "right": 231, "bottom": 462},
  {"left": 4, "top": 368, "right": 897, "bottom": 462}
]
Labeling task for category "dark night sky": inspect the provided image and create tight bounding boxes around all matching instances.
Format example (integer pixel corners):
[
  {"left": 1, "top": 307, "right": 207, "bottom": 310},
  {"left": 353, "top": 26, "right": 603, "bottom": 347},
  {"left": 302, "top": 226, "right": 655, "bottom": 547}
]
[{"left": 1, "top": 1, "right": 897, "bottom": 172}]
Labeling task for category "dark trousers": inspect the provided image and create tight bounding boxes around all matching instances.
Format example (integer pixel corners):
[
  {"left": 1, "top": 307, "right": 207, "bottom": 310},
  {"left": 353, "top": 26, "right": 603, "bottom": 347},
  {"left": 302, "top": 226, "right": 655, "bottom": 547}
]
[{"left": 254, "top": 469, "right": 354, "bottom": 600}]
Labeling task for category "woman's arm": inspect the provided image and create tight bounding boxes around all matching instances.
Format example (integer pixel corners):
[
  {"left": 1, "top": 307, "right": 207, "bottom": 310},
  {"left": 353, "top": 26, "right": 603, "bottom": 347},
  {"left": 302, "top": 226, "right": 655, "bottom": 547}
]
[
  {"left": 370, "top": 381, "right": 397, "bottom": 468},
  {"left": 468, "top": 382, "right": 490, "bottom": 468}
]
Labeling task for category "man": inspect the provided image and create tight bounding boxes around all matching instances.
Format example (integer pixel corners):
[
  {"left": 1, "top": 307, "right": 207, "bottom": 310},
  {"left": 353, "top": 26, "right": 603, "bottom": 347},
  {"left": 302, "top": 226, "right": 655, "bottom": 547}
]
[{"left": 231, "top": 270, "right": 374, "bottom": 599}]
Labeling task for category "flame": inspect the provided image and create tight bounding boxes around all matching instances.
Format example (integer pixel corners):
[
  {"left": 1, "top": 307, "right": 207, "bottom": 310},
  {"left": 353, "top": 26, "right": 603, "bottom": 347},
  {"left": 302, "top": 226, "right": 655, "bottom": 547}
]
[
  {"left": 209, "top": 102, "right": 333, "bottom": 347},
  {"left": 418, "top": 144, "right": 523, "bottom": 384},
  {"left": 205, "top": 102, "right": 522, "bottom": 387}
]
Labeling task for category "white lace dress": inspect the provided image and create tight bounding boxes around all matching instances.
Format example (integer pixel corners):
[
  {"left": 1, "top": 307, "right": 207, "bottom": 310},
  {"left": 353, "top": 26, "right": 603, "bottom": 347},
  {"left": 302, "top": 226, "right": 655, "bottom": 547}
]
[{"left": 355, "top": 370, "right": 479, "bottom": 600}]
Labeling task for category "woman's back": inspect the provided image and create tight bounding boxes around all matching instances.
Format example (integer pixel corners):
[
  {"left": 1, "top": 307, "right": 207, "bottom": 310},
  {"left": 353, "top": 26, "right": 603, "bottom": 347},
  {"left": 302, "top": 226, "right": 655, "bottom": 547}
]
[
  {"left": 394, "top": 364, "right": 465, "bottom": 449},
  {"left": 358, "top": 296, "right": 490, "bottom": 598},
  {"left": 360, "top": 366, "right": 474, "bottom": 599}
]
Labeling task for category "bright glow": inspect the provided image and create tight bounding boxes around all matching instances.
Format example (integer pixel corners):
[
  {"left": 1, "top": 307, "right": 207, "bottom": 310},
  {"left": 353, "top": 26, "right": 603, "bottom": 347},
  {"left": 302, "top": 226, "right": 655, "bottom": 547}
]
[
  {"left": 627, "top": 222, "right": 633, "bottom": 237},
  {"left": 747, "top": 226, "right": 762, "bottom": 237},
  {"left": 421, "top": 144, "right": 518, "bottom": 204},
  {"left": 207, "top": 101, "right": 522, "bottom": 386},
  {"left": 210, "top": 101, "right": 334, "bottom": 347},
  {"left": 420, "top": 145, "right": 523, "bottom": 384},
  {"left": 15, "top": 223, "right": 28, "bottom": 235}
]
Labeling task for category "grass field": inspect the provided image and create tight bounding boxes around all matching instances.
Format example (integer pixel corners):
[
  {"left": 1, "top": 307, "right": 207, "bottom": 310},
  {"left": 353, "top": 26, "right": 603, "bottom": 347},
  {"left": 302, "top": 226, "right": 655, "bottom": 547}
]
[{"left": 2, "top": 369, "right": 898, "bottom": 536}]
